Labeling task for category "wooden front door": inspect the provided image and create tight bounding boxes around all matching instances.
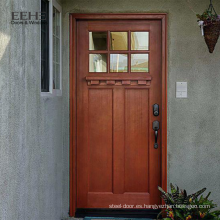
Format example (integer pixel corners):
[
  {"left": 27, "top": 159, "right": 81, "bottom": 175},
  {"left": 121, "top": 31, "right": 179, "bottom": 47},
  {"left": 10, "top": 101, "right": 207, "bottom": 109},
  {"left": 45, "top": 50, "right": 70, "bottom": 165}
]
[{"left": 75, "top": 18, "right": 164, "bottom": 210}]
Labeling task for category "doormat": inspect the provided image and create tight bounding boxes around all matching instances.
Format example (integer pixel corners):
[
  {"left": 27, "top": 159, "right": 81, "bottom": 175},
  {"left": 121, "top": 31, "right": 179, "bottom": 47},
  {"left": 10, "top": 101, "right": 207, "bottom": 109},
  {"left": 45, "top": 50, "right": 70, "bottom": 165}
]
[{"left": 84, "top": 217, "right": 153, "bottom": 220}]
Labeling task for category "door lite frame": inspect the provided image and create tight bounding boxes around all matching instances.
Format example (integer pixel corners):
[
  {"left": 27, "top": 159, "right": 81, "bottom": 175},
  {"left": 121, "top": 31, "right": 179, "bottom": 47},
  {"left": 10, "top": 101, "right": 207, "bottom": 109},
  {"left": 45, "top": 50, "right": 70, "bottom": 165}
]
[{"left": 69, "top": 13, "right": 168, "bottom": 217}]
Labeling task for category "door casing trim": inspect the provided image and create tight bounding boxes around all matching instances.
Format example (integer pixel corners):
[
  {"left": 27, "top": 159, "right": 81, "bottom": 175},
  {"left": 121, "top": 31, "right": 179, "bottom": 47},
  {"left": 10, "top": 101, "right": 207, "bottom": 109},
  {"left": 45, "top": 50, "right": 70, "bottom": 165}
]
[{"left": 69, "top": 13, "right": 168, "bottom": 217}]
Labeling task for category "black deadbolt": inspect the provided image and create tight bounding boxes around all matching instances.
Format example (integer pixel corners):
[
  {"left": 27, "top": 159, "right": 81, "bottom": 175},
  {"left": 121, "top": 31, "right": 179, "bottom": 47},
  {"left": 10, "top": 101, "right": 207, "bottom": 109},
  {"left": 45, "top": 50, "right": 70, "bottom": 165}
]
[{"left": 153, "top": 104, "right": 159, "bottom": 116}]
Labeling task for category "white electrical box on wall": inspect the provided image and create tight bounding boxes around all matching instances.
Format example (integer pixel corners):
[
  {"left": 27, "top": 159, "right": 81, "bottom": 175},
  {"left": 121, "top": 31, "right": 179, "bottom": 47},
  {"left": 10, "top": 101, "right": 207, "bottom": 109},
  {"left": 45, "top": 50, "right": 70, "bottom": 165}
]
[{"left": 176, "top": 82, "right": 187, "bottom": 98}]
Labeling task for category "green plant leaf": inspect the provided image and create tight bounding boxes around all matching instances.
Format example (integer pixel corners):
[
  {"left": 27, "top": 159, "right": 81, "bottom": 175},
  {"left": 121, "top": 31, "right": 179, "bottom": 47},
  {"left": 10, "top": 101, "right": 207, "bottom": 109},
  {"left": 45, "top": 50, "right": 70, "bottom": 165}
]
[
  {"left": 157, "top": 210, "right": 167, "bottom": 220},
  {"left": 210, "top": 211, "right": 220, "bottom": 216},
  {"left": 205, "top": 192, "right": 211, "bottom": 200},
  {"left": 190, "top": 187, "right": 206, "bottom": 200},
  {"left": 158, "top": 184, "right": 220, "bottom": 220},
  {"left": 158, "top": 186, "right": 175, "bottom": 204},
  {"left": 174, "top": 209, "right": 184, "bottom": 220},
  {"left": 170, "top": 183, "right": 177, "bottom": 194}
]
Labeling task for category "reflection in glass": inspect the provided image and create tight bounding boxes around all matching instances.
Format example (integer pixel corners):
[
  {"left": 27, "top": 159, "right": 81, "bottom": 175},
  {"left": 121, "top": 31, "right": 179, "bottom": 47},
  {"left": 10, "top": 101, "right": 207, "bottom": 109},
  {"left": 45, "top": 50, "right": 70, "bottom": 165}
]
[
  {"left": 131, "top": 54, "right": 149, "bottom": 72},
  {"left": 131, "top": 32, "right": 149, "bottom": 50},
  {"left": 89, "top": 54, "right": 107, "bottom": 72},
  {"left": 89, "top": 32, "right": 107, "bottom": 50},
  {"left": 110, "top": 54, "right": 128, "bottom": 72},
  {"left": 110, "top": 32, "right": 128, "bottom": 50}
]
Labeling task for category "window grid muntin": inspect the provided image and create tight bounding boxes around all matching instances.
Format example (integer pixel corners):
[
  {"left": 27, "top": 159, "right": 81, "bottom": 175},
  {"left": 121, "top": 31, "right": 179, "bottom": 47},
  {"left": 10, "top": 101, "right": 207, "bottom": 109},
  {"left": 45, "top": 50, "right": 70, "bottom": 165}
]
[{"left": 89, "top": 31, "right": 150, "bottom": 73}]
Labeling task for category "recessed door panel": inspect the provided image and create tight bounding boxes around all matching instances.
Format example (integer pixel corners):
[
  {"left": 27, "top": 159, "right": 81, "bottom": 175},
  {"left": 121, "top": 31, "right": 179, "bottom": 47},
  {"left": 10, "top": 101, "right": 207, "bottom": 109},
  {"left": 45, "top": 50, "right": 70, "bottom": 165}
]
[
  {"left": 125, "top": 89, "right": 149, "bottom": 193},
  {"left": 88, "top": 89, "right": 113, "bottom": 193}
]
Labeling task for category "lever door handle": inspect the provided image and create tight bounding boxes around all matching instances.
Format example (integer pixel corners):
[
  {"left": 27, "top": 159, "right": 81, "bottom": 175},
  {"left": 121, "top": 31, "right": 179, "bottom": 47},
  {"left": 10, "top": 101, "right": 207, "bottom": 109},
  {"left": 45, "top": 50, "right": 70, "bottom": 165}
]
[
  {"left": 153, "top": 121, "right": 160, "bottom": 149},
  {"left": 154, "top": 130, "right": 158, "bottom": 148}
]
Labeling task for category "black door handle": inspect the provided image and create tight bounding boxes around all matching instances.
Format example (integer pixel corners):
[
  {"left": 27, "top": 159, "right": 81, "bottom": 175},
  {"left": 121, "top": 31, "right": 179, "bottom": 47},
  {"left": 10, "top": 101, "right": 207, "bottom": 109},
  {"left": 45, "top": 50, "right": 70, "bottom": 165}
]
[{"left": 153, "top": 121, "right": 160, "bottom": 149}]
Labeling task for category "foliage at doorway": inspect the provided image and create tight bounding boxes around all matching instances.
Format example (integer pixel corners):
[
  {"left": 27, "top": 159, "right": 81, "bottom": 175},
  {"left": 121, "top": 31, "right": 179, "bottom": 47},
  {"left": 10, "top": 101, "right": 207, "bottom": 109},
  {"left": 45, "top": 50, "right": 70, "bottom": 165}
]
[
  {"left": 197, "top": 9, "right": 220, "bottom": 26},
  {"left": 157, "top": 184, "right": 220, "bottom": 220},
  {"left": 196, "top": 0, "right": 220, "bottom": 53}
]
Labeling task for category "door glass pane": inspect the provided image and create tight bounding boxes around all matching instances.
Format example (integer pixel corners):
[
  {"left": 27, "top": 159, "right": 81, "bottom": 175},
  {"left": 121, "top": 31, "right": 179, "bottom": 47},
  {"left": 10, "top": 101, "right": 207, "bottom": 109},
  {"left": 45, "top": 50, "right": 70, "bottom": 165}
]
[
  {"left": 89, "top": 32, "right": 107, "bottom": 50},
  {"left": 110, "top": 32, "right": 128, "bottom": 50},
  {"left": 131, "top": 32, "right": 149, "bottom": 50},
  {"left": 110, "top": 54, "right": 128, "bottom": 72},
  {"left": 131, "top": 54, "right": 149, "bottom": 72},
  {"left": 89, "top": 54, "right": 107, "bottom": 72}
]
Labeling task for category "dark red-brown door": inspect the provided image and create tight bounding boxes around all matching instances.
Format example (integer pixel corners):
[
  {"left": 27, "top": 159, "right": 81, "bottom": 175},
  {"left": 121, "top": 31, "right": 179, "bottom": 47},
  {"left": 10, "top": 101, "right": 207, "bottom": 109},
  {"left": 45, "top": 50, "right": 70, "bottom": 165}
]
[{"left": 76, "top": 19, "right": 162, "bottom": 209}]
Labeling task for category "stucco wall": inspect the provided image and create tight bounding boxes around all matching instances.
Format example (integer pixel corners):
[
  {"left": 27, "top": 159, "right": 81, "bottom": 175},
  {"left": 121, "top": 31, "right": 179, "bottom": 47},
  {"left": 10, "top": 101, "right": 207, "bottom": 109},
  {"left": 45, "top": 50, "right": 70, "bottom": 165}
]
[
  {"left": 62, "top": 0, "right": 220, "bottom": 208},
  {"left": 1, "top": 0, "right": 220, "bottom": 220},
  {"left": 0, "top": 0, "right": 69, "bottom": 220}
]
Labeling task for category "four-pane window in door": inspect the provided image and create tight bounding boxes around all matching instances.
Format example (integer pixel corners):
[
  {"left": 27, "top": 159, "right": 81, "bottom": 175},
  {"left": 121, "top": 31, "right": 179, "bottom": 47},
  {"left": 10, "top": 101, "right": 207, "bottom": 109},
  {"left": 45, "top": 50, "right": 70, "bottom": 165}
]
[{"left": 89, "top": 31, "right": 149, "bottom": 73}]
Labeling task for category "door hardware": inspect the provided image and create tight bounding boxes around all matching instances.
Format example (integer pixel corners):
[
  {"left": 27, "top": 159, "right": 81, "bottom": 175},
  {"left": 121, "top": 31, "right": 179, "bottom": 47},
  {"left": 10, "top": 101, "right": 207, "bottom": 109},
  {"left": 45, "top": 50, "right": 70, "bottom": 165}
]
[
  {"left": 153, "top": 104, "right": 159, "bottom": 116},
  {"left": 153, "top": 121, "right": 160, "bottom": 149}
]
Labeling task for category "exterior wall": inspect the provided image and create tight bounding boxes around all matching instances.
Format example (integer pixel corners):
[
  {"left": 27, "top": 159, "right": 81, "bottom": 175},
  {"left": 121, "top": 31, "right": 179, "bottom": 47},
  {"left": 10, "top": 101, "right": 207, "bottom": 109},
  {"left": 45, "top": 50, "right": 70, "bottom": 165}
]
[
  {"left": 1, "top": 0, "right": 220, "bottom": 220},
  {"left": 62, "top": 0, "right": 220, "bottom": 208},
  {"left": 0, "top": 0, "right": 69, "bottom": 220}
]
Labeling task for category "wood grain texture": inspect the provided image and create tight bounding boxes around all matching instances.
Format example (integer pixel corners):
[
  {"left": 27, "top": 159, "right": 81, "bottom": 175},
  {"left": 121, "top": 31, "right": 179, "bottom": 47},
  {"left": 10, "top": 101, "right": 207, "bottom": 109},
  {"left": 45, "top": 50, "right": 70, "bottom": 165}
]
[
  {"left": 124, "top": 89, "right": 149, "bottom": 193},
  {"left": 88, "top": 89, "right": 113, "bottom": 192},
  {"left": 88, "top": 192, "right": 150, "bottom": 208},
  {"left": 86, "top": 79, "right": 151, "bottom": 86}
]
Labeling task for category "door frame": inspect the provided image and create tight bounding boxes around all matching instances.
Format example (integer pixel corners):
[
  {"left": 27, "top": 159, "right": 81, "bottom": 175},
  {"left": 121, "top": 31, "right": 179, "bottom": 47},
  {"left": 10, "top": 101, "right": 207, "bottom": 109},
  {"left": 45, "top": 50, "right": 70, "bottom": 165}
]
[{"left": 69, "top": 13, "right": 168, "bottom": 217}]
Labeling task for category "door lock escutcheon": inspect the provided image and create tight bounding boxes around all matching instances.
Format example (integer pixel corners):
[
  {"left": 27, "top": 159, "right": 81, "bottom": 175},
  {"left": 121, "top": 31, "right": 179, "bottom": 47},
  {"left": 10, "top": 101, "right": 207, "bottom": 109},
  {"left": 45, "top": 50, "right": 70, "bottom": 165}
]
[{"left": 153, "top": 121, "right": 160, "bottom": 149}]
